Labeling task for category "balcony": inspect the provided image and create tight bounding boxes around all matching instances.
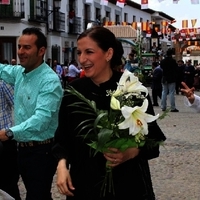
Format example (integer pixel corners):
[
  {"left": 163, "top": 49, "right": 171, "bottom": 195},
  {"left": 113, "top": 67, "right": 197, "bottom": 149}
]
[
  {"left": 0, "top": 0, "right": 25, "bottom": 19},
  {"left": 68, "top": 17, "right": 81, "bottom": 34},
  {"left": 54, "top": 11, "right": 65, "bottom": 32}
]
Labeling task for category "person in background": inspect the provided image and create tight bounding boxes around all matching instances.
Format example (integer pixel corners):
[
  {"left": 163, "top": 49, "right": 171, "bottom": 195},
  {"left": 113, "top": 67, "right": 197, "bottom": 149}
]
[
  {"left": 0, "top": 27, "right": 63, "bottom": 200},
  {"left": 52, "top": 26, "right": 166, "bottom": 200},
  {"left": 46, "top": 58, "right": 52, "bottom": 67},
  {"left": 160, "top": 48, "right": 179, "bottom": 112},
  {"left": 53, "top": 60, "right": 63, "bottom": 80},
  {"left": 183, "top": 60, "right": 195, "bottom": 89},
  {"left": 2, "top": 60, "right": 9, "bottom": 64},
  {"left": 0, "top": 80, "right": 21, "bottom": 200},
  {"left": 62, "top": 60, "right": 69, "bottom": 88},
  {"left": 176, "top": 60, "right": 185, "bottom": 95},
  {"left": 67, "top": 59, "right": 81, "bottom": 83},
  {"left": 69, "top": 8, "right": 75, "bottom": 33},
  {"left": 151, "top": 61, "right": 163, "bottom": 106},
  {"left": 11, "top": 59, "right": 17, "bottom": 65}
]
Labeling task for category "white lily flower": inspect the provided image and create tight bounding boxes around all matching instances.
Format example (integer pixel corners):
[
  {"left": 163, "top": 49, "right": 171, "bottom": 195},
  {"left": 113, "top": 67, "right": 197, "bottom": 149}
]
[
  {"left": 118, "top": 99, "right": 159, "bottom": 136},
  {"left": 110, "top": 96, "right": 121, "bottom": 110},
  {"left": 113, "top": 69, "right": 148, "bottom": 97}
]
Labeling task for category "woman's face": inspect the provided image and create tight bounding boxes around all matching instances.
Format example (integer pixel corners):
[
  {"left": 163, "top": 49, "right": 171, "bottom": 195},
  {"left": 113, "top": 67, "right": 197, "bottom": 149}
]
[{"left": 77, "top": 36, "right": 113, "bottom": 85}]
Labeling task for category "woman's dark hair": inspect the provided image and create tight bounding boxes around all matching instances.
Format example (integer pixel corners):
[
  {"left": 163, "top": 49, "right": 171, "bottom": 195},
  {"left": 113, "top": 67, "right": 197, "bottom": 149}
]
[
  {"left": 77, "top": 26, "right": 124, "bottom": 69},
  {"left": 22, "top": 27, "right": 47, "bottom": 49}
]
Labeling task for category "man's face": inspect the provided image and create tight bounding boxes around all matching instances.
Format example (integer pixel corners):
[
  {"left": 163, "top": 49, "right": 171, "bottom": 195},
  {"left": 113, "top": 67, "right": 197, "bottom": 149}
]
[
  {"left": 17, "top": 34, "right": 45, "bottom": 72},
  {"left": 11, "top": 59, "right": 16, "bottom": 65}
]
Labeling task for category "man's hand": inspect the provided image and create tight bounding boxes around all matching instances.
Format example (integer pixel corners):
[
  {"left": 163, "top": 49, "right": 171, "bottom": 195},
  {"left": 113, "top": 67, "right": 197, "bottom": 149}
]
[
  {"left": 181, "top": 82, "right": 195, "bottom": 104},
  {"left": 0, "top": 129, "right": 8, "bottom": 141}
]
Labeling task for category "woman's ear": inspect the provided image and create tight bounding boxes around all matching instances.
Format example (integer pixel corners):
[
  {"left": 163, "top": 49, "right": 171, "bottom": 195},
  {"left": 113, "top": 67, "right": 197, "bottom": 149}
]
[{"left": 106, "top": 48, "right": 114, "bottom": 62}]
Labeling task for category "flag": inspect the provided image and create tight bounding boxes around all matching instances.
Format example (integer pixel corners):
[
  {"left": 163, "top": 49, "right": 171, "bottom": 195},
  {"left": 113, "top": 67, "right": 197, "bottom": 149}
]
[
  {"left": 191, "top": 0, "right": 199, "bottom": 4},
  {"left": 189, "top": 28, "right": 195, "bottom": 35},
  {"left": 173, "top": 0, "right": 179, "bottom": 4},
  {"left": 100, "top": 0, "right": 108, "bottom": 5},
  {"left": 0, "top": 0, "right": 10, "bottom": 4},
  {"left": 141, "top": 0, "right": 148, "bottom": 9},
  {"left": 182, "top": 20, "right": 188, "bottom": 28},
  {"left": 85, "top": 0, "right": 93, "bottom": 3},
  {"left": 171, "top": 37, "right": 176, "bottom": 42},
  {"left": 191, "top": 19, "right": 197, "bottom": 27},
  {"left": 131, "top": 22, "right": 137, "bottom": 29},
  {"left": 116, "top": 0, "right": 126, "bottom": 8},
  {"left": 146, "top": 30, "right": 151, "bottom": 38},
  {"left": 185, "top": 35, "right": 190, "bottom": 41},
  {"left": 180, "top": 29, "right": 186, "bottom": 36},
  {"left": 178, "top": 36, "right": 183, "bottom": 41},
  {"left": 161, "top": 21, "right": 168, "bottom": 27},
  {"left": 192, "top": 34, "right": 196, "bottom": 40}
]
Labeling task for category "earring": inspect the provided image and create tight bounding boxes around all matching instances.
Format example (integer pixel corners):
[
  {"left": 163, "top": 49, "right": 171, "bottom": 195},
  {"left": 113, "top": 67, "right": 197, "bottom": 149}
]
[{"left": 107, "top": 59, "right": 110, "bottom": 62}]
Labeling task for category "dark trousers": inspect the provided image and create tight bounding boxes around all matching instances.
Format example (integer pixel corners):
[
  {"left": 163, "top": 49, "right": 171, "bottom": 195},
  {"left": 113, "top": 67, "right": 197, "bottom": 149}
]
[
  {"left": 152, "top": 88, "right": 162, "bottom": 105},
  {"left": 0, "top": 140, "right": 21, "bottom": 200},
  {"left": 18, "top": 142, "right": 57, "bottom": 200}
]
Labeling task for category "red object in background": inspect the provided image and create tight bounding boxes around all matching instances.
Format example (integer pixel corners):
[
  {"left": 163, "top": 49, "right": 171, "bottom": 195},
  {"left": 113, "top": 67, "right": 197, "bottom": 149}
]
[{"left": 80, "top": 70, "right": 85, "bottom": 78}]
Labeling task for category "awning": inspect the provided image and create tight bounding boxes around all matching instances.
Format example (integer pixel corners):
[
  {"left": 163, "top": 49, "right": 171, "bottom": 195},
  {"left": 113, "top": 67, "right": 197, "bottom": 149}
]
[
  {"left": 117, "top": 38, "right": 136, "bottom": 46},
  {"left": 104, "top": 25, "right": 137, "bottom": 38}
]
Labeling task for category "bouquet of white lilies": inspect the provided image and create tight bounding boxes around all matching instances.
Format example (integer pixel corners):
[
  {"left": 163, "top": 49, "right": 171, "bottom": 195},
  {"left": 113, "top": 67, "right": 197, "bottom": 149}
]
[{"left": 66, "top": 69, "right": 163, "bottom": 196}]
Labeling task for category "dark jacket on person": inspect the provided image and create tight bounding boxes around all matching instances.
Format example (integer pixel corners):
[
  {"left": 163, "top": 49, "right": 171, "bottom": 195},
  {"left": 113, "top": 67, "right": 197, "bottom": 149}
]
[
  {"left": 151, "top": 66, "right": 163, "bottom": 90},
  {"left": 160, "top": 56, "right": 178, "bottom": 84},
  {"left": 52, "top": 70, "right": 166, "bottom": 200}
]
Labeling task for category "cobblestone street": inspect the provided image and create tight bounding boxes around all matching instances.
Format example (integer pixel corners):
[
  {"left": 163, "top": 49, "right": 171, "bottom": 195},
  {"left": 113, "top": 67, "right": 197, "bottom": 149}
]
[{"left": 18, "top": 89, "right": 200, "bottom": 200}]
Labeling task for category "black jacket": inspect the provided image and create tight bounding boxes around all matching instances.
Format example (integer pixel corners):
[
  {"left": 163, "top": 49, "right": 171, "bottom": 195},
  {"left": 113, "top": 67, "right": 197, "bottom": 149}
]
[{"left": 160, "top": 56, "right": 178, "bottom": 83}]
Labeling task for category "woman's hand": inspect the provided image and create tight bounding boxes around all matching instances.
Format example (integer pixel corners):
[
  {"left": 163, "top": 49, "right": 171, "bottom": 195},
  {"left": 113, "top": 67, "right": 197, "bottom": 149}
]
[
  {"left": 181, "top": 82, "right": 195, "bottom": 104},
  {"left": 56, "top": 159, "right": 75, "bottom": 196},
  {"left": 103, "top": 147, "right": 140, "bottom": 167}
]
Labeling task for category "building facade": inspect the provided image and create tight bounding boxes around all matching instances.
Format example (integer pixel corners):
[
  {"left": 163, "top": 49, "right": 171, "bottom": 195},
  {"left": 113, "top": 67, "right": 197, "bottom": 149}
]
[{"left": 0, "top": 0, "right": 175, "bottom": 65}]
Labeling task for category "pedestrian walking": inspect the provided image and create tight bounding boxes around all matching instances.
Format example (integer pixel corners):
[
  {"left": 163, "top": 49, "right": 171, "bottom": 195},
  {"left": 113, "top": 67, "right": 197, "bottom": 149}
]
[
  {"left": 160, "top": 48, "right": 179, "bottom": 112},
  {"left": 151, "top": 61, "right": 163, "bottom": 106},
  {"left": 0, "top": 27, "right": 63, "bottom": 200}
]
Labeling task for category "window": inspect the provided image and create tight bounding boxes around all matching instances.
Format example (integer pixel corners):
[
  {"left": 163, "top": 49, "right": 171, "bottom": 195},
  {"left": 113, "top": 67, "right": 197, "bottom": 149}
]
[{"left": 124, "top": 13, "right": 127, "bottom": 23}]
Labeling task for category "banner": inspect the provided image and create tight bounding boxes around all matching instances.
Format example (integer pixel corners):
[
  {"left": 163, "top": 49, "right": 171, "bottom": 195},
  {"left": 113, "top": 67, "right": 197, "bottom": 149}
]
[
  {"left": 116, "top": 0, "right": 126, "bottom": 8},
  {"left": 173, "top": 0, "right": 179, "bottom": 4},
  {"left": 191, "top": 0, "right": 199, "bottom": 4},
  {"left": 100, "top": 0, "right": 108, "bottom": 5},
  {"left": 141, "top": 0, "right": 148, "bottom": 9},
  {"left": 191, "top": 19, "right": 197, "bottom": 27},
  {"left": 0, "top": 0, "right": 10, "bottom": 4}
]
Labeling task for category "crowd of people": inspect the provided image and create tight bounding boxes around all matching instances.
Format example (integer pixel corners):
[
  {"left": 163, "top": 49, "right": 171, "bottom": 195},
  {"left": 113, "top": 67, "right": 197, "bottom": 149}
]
[
  {"left": 149, "top": 50, "right": 199, "bottom": 113},
  {"left": 0, "top": 26, "right": 199, "bottom": 200}
]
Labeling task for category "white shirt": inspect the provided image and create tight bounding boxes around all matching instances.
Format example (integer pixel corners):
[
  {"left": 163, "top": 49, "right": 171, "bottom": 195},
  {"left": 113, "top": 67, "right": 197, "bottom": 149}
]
[
  {"left": 67, "top": 64, "right": 80, "bottom": 77},
  {"left": 184, "top": 94, "right": 200, "bottom": 112}
]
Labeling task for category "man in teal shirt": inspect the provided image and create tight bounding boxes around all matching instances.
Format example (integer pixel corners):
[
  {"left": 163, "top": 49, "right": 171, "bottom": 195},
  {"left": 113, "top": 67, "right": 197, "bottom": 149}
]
[{"left": 0, "top": 27, "right": 63, "bottom": 200}]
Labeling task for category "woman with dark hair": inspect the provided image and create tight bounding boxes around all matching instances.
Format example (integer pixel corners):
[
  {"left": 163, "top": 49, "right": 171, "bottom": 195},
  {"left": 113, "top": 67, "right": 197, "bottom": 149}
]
[{"left": 53, "top": 26, "right": 165, "bottom": 200}]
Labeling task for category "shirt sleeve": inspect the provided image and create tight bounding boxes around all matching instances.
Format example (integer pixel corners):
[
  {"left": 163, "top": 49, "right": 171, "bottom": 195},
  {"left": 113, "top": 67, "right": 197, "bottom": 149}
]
[
  {"left": 10, "top": 79, "right": 63, "bottom": 141},
  {"left": 184, "top": 94, "right": 200, "bottom": 112}
]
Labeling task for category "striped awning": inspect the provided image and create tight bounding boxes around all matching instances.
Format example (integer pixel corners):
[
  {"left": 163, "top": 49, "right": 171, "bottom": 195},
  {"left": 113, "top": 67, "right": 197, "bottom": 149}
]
[{"left": 104, "top": 25, "right": 137, "bottom": 38}]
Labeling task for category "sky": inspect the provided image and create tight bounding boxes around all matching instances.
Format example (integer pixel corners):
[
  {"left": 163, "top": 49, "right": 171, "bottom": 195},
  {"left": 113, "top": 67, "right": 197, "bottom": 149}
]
[{"left": 131, "top": 0, "right": 200, "bottom": 29}]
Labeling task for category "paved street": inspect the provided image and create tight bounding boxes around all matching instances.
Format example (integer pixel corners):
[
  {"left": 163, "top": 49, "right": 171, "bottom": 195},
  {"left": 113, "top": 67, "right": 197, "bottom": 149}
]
[{"left": 18, "top": 89, "right": 200, "bottom": 200}]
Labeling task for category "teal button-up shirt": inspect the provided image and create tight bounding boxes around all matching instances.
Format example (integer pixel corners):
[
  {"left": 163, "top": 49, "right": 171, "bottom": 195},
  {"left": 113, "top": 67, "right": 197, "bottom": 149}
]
[{"left": 0, "top": 62, "right": 63, "bottom": 142}]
